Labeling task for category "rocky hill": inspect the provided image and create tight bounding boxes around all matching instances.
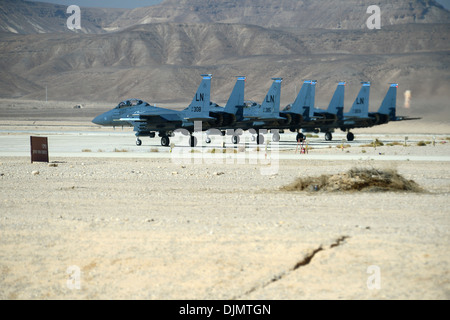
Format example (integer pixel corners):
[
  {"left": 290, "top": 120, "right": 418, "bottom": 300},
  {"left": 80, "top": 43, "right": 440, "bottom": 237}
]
[
  {"left": 0, "top": 0, "right": 448, "bottom": 120},
  {"left": 0, "top": 22, "right": 448, "bottom": 118},
  {"left": 109, "top": 0, "right": 450, "bottom": 30},
  {"left": 1, "top": 0, "right": 449, "bottom": 34},
  {"left": 0, "top": 0, "right": 127, "bottom": 34}
]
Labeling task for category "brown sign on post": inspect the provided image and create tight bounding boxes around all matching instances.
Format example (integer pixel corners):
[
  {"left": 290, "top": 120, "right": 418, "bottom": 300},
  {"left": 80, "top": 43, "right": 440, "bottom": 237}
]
[{"left": 30, "top": 136, "right": 49, "bottom": 163}]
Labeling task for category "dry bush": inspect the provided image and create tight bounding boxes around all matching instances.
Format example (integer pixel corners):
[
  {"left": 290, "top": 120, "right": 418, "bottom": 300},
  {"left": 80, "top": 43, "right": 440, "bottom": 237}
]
[
  {"left": 281, "top": 168, "right": 423, "bottom": 193},
  {"left": 387, "top": 141, "right": 403, "bottom": 146},
  {"left": 360, "top": 139, "right": 384, "bottom": 148}
]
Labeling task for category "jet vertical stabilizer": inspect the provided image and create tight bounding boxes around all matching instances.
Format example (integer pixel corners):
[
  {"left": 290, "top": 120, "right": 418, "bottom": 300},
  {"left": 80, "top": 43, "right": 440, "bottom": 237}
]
[
  {"left": 259, "top": 77, "right": 283, "bottom": 119},
  {"left": 208, "top": 76, "right": 246, "bottom": 128},
  {"left": 378, "top": 83, "right": 397, "bottom": 121},
  {"left": 184, "top": 74, "right": 214, "bottom": 121},
  {"left": 224, "top": 76, "right": 246, "bottom": 115},
  {"left": 288, "top": 80, "right": 312, "bottom": 120},
  {"left": 326, "top": 81, "right": 346, "bottom": 120},
  {"left": 346, "top": 81, "right": 370, "bottom": 118}
]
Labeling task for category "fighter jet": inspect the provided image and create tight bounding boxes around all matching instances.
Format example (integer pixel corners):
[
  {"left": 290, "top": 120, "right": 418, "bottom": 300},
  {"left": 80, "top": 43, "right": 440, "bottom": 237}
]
[
  {"left": 92, "top": 74, "right": 215, "bottom": 147},
  {"left": 209, "top": 76, "right": 246, "bottom": 127},
  {"left": 332, "top": 81, "right": 371, "bottom": 141},
  {"left": 208, "top": 77, "right": 290, "bottom": 145},
  {"left": 336, "top": 83, "right": 421, "bottom": 141},
  {"left": 205, "top": 76, "right": 247, "bottom": 144},
  {"left": 305, "top": 81, "right": 346, "bottom": 141},
  {"left": 280, "top": 79, "right": 313, "bottom": 142},
  {"left": 291, "top": 80, "right": 346, "bottom": 141},
  {"left": 367, "top": 83, "right": 421, "bottom": 124},
  {"left": 241, "top": 77, "right": 291, "bottom": 144}
]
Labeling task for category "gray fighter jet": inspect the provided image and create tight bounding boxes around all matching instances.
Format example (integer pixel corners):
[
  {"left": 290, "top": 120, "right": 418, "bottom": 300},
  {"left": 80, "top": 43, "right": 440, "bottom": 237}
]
[{"left": 92, "top": 74, "right": 215, "bottom": 147}]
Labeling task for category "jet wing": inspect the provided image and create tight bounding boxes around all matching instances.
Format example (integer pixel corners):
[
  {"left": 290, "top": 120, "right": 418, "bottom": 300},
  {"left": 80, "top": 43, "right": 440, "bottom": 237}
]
[{"left": 394, "top": 116, "right": 422, "bottom": 121}]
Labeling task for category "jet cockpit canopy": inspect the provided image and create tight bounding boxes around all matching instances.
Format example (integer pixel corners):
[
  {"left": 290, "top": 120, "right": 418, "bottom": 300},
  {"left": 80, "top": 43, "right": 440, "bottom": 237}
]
[{"left": 116, "top": 99, "right": 148, "bottom": 108}]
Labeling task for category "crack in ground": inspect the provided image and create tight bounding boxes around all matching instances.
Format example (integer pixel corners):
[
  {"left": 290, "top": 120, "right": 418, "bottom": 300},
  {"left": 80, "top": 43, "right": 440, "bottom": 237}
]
[{"left": 233, "top": 235, "right": 350, "bottom": 299}]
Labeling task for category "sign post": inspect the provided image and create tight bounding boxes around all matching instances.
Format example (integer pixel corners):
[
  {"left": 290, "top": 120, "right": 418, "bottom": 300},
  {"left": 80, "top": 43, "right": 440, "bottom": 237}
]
[{"left": 30, "top": 136, "right": 49, "bottom": 163}]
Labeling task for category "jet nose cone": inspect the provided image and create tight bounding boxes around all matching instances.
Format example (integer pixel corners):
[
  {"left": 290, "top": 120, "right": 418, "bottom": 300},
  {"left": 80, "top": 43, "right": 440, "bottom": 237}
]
[
  {"left": 92, "top": 111, "right": 112, "bottom": 125},
  {"left": 92, "top": 114, "right": 104, "bottom": 125}
]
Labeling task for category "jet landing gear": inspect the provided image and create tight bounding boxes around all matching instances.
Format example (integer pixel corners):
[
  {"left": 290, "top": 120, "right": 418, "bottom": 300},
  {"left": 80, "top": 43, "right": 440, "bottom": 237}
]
[
  {"left": 136, "top": 132, "right": 156, "bottom": 146},
  {"left": 272, "top": 132, "right": 280, "bottom": 142},
  {"left": 161, "top": 136, "right": 170, "bottom": 147},
  {"left": 249, "top": 131, "right": 265, "bottom": 145},
  {"left": 157, "top": 131, "right": 173, "bottom": 147},
  {"left": 189, "top": 135, "right": 197, "bottom": 147},
  {"left": 256, "top": 133, "right": 264, "bottom": 145},
  {"left": 136, "top": 138, "right": 142, "bottom": 146},
  {"left": 322, "top": 131, "right": 354, "bottom": 142},
  {"left": 346, "top": 132, "right": 355, "bottom": 142},
  {"left": 136, "top": 136, "right": 167, "bottom": 147}
]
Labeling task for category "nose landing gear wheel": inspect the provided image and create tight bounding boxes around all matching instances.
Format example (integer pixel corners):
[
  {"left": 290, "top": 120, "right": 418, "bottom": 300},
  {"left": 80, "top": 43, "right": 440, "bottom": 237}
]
[
  {"left": 325, "top": 132, "right": 333, "bottom": 141},
  {"left": 136, "top": 138, "right": 142, "bottom": 146},
  {"left": 161, "top": 136, "right": 170, "bottom": 147}
]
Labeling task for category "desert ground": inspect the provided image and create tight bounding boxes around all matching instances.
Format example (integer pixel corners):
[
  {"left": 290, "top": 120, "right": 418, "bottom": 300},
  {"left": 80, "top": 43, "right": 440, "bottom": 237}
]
[{"left": 0, "top": 100, "right": 449, "bottom": 300}]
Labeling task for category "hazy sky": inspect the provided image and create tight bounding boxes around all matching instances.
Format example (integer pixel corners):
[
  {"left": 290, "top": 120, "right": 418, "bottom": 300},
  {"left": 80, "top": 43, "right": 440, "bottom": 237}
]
[{"left": 31, "top": 0, "right": 450, "bottom": 10}]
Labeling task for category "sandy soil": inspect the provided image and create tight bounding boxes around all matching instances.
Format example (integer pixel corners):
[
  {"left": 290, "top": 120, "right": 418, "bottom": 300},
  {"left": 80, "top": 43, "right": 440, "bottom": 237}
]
[
  {"left": 0, "top": 154, "right": 449, "bottom": 299},
  {"left": 0, "top": 106, "right": 449, "bottom": 300}
]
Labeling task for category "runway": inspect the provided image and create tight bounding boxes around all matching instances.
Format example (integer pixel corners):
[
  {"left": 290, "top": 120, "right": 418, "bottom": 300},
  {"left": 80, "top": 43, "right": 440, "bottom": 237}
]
[{"left": 1, "top": 128, "right": 449, "bottom": 162}]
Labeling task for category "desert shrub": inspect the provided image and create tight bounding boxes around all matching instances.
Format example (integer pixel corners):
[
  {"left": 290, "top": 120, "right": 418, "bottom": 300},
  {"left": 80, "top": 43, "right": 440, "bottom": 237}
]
[
  {"left": 361, "top": 139, "right": 384, "bottom": 148},
  {"left": 387, "top": 141, "right": 403, "bottom": 146},
  {"left": 281, "top": 168, "right": 423, "bottom": 193},
  {"left": 374, "top": 139, "right": 384, "bottom": 146}
]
